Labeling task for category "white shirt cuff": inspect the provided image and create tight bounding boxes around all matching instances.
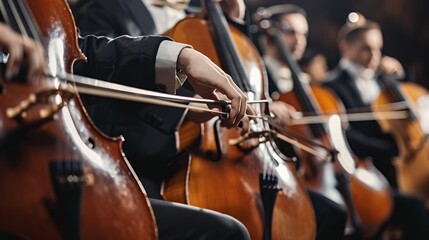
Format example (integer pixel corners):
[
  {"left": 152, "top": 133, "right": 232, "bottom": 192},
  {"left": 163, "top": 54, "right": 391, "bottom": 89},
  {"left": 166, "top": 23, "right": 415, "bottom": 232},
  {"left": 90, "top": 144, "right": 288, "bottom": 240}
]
[{"left": 155, "top": 40, "right": 192, "bottom": 94}]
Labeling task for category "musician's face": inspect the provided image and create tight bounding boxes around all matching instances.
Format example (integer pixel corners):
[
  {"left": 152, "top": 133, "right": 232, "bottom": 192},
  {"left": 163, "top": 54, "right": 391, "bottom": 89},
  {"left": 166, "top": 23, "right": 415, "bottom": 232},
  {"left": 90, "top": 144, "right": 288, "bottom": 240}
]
[
  {"left": 344, "top": 28, "right": 383, "bottom": 70},
  {"left": 278, "top": 13, "right": 308, "bottom": 60}
]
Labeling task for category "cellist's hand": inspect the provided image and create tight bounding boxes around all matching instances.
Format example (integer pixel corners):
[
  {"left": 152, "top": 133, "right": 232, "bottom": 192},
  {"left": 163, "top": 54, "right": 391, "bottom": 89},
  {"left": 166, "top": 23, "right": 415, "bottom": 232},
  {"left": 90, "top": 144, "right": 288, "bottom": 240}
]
[
  {"left": 0, "top": 23, "right": 45, "bottom": 81},
  {"left": 177, "top": 48, "right": 255, "bottom": 132},
  {"left": 379, "top": 56, "right": 405, "bottom": 78},
  {"left": 185, "top": 94, "right": 218, "bottom": 123},
  {"left": 269, "top": 101, "right": 296, "bottom": 126}
]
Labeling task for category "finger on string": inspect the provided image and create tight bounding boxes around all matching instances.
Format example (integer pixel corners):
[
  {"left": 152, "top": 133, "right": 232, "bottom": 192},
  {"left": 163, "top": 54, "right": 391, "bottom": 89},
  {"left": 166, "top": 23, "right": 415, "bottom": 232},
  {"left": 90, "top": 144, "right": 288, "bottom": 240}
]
[
  {"left": 234, "top": 94, "right": 247, "bottom": 126},
  {"left": 229, "top": 95, "right": 243, "bottom": 125},
  {"left": 246, "top": 105, "right": 257, "bottom": 122},
  {"left": 5, "top": 44, "right": 22, "bottom": 80},
  {"left": 215, "top": 77, "right": 243, "bottom": 124},
  {"left": 239, "top": 116, "right": 250, "bottom": 134},
  {"left": 204, "top": 91, "right": 230, "bottom": 119},
  {"left": 226, "top": 76, "right": 247, "bottom": 126},
  {"left": 209, "top": 67, "right": 248, "bottom": 122}
]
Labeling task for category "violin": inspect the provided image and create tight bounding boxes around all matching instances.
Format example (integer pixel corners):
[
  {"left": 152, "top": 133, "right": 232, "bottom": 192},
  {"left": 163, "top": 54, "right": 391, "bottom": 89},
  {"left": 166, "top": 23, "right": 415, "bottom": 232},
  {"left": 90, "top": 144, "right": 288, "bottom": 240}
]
[
  {"left": 0, "top": 0, "right": 157, "bottom": 238},
  {"left": 162, "top": 1, "right": 316, "bottom": 239},
  {"left": 374, "top": 74, "right": 429, "bottom": 207},
  {"left": 253, "top": 12, "right": 393, "bottom": 238}
]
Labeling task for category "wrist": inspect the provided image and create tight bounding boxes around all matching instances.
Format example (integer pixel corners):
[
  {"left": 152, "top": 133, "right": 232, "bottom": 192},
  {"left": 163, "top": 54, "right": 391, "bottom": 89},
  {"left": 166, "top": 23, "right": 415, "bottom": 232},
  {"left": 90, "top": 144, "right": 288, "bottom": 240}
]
[{"left": 177, "top": 47, "right": 193, "bottom": 72}]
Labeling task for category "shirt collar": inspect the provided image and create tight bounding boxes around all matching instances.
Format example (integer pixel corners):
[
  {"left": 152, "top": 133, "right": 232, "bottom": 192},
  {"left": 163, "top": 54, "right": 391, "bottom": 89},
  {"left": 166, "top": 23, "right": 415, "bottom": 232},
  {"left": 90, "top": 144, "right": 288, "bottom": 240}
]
[{"left": 340, "top": 58, "right": 376, "bottom": 81}]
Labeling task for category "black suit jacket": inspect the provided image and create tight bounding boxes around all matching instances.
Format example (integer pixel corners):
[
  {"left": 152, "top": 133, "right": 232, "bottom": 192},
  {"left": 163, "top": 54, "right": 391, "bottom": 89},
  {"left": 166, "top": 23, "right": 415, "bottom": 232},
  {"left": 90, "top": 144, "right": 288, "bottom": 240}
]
[
  {"left": 71, "top": 0, "right": 250, "bottom": 197},
  {"left": 74, "top": 33, "right": 186, "bottom": 198},
  {"left": 71, "top": 0, "right": 157, "bottom": 37},
  {"left": 70, "top": 0, "right": 247, "bottom": 37},
  {"left": 323, "top": 66, "right": 398, "bottom": 185}
]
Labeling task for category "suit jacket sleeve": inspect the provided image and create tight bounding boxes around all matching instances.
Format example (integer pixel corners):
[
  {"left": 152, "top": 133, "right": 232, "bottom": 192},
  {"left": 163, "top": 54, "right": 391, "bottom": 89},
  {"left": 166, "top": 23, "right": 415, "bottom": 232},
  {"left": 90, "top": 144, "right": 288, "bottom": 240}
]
[
  {"left": 75, "top": 34, "right": 171, "bottom": 92},
  {"left": 344, "top": 126, "right": 398, "bottom": 159}
]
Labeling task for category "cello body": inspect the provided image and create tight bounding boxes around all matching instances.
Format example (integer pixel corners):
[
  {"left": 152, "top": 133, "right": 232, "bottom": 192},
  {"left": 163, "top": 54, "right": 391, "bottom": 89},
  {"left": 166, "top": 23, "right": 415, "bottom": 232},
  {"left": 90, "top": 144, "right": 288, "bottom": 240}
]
[
  {"left": 279, "top": 85, "right": 393, "bottom": 237},
  {"left": 163, "top": 15, "right": 316, "bottom": 240},
  {"left": 258, "top": 17, "right": 393, "bottom": 235},
  {"left": 278, "top": 87, "right": 344, "bottom": 204},
  {"left": 374, "top": 82, "right": 429, "bottom": 207},
  {"left": 0, "top": 0, "right": 157, "bottom": 239}
]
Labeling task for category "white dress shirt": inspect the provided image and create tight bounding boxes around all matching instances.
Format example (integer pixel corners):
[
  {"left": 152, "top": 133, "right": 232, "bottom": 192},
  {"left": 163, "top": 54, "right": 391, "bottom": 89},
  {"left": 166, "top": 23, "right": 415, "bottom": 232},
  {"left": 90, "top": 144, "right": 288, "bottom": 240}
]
[
  {"left": 263, "top": 55, "right": 310, "bottom": 98},
  {"left": 136, "top": 0, "right": 189, "bottom": 94},
  {"left": 340, "top": 58, "right": 381, "bottom": 104},
  {"left": 142, "top": 0, "right": 186, "bottom": 34},
  {"left": 155, "top": 41, "right": 191, "bottom": 94}
]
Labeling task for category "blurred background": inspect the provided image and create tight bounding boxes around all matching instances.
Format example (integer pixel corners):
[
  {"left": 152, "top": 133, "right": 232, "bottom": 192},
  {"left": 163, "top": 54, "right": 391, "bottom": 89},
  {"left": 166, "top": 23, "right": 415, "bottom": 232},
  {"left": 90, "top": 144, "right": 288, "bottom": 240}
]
[
  {"left": 67, "top": 0, "right": 429, "bottom": 87},
  {"left": 191, "top": 0, "right": 429, "bottom": 88}
]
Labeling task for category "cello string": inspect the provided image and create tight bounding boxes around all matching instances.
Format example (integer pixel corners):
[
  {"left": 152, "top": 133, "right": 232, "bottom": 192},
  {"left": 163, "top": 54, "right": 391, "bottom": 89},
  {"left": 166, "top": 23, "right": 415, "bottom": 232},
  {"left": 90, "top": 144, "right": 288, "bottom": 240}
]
[
  {"left": 5, "top": 0, "right": 28, "bottom": 36},
  {"left": 0, "top": 1, "right": 11, "bottom": 26},
  {"left": 16, "top": 0, "right": 42, "bottom": 43},
  {"left": 12, "top": 0, "right": 75, "bottom": 165}
]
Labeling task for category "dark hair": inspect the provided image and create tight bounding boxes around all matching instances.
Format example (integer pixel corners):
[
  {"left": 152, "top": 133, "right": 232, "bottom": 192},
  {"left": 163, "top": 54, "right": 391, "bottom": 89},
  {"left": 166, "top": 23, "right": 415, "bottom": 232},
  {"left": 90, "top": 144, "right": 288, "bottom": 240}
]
[
  {"left": 264, "top": 4, "right": 307, "bottom": 23},
  {"left": 337, "top": 14, "right": 380, "bottom": 44}
]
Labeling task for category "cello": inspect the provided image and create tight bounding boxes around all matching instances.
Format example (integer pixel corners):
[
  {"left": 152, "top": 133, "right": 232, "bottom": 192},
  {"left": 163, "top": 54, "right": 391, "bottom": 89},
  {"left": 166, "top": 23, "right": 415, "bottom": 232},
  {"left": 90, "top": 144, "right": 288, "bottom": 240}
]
[
  {"left": 374, "top": 74, "right": 429, "bottom": 207},
  {"left": 253, "top": 11, "right": 393, "bottom": 238},
  {"left": 162, "top": 1, "right": 316, "bottom": 239},
  {"left": 0, "top": 0, "right": 157, "bottom": 239}
]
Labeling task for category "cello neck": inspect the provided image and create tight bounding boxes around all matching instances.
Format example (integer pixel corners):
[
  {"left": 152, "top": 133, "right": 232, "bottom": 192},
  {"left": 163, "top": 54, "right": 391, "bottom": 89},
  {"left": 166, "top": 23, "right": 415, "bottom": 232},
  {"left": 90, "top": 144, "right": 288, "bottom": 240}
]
[
  {"left": 270, "top": 29, "right": 327, "bottom": 137},
  {"left": 381, "top": 74, "right": 418, "bottom": 121},
  {"left": 0, "top": 0, "right": 43, "bottom": 44},
  {"left": 204, "top": 0, "right": 252, "bottom": 92}
]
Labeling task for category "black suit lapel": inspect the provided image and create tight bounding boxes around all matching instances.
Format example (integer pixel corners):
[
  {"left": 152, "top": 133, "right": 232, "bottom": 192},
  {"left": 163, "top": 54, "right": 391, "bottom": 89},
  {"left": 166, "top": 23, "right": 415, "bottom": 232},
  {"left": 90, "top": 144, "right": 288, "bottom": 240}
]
[
  {"left": 119, "top": 0, "right": 157, "bottom": 34},
  {"left": 327, "top": 67, "right": 366, "bottom": 108},
  {"left": 340, "top": 69, "right": 368, "bottom": 107}
]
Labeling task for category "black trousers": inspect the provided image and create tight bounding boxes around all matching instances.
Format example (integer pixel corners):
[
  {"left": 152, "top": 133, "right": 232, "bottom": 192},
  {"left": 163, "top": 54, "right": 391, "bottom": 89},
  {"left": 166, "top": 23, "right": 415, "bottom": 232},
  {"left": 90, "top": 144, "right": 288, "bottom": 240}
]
[
  {"left": 140, "top": 176, "right": 249, "bottom": 240},
  {"left": 309, "top": 190, "right": 347, "bottom": 240},
  {"left": 144, "top": 176, "right": 347, "bottom": 240},
  {"left": 150, "top": 198, "right": 250, "bottom": 240},
  {"left": 371, "top": 192, "right": 429, "bottom": 240}
]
